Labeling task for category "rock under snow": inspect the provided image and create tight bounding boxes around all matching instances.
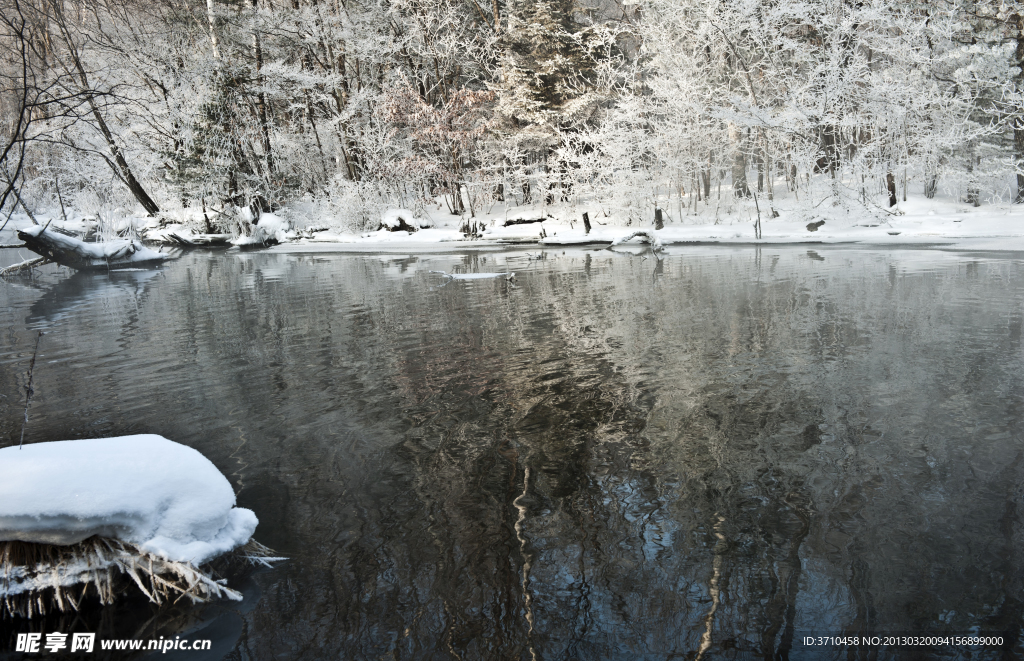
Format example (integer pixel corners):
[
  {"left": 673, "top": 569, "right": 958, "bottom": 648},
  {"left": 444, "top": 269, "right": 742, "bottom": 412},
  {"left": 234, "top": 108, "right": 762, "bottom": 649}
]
[
  {"left": 0, "top": 435, "right": 257, "bottom": 565},
  {"left": 379, "top": 209, "right": 429, "bottom": 231}
]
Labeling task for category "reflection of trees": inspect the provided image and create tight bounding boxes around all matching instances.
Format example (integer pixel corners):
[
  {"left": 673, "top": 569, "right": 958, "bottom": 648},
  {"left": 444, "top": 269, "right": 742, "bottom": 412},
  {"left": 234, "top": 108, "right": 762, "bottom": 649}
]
[
  {"left": 198, "top": 251, "right": 1024, "bottom": 658},
  {"left": 231, "top": 249, "right": 1022, "bottom": 658},
  {"left": 26, "top": 268, "right": 163, "bottom": 330},
  {"left": 0, "top": 268, "right": 165, "bottom": 447}
]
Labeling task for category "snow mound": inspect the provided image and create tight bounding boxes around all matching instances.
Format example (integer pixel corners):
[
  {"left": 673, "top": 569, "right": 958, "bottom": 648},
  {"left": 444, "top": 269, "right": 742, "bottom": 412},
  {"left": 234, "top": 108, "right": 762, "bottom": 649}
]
[{"left": 0, "top": 435, "right": 257, "bottom": 565}]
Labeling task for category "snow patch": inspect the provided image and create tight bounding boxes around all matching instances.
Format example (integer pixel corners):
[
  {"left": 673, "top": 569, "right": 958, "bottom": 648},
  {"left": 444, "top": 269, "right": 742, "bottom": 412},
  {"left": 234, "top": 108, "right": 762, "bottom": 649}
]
[{"left": 0, "top": 435, "right": 257, "bottom": 565}]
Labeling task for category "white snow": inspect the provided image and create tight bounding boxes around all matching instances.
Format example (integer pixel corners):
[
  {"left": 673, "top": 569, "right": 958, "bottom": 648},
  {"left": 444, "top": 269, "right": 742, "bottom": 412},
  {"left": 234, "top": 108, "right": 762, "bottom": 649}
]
[
  {"left": 11, "top": 193, "right": 1024, "bottom": 256},
  {"left": 0, "top": 435, "right": 257, "bottom": 566},
  {"left": 263, "top": 195, "right": 1024, "bottom": 253}
]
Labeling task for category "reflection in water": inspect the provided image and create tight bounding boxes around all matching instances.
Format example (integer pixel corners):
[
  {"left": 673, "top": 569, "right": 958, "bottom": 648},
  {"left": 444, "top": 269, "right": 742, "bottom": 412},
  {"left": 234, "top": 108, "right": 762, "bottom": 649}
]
[
  {"left": 26, "top": 269, "right": 164, "bottom": 330},
  {"left": 1, "top": 247, "right": 1023, "bottom": 659}
]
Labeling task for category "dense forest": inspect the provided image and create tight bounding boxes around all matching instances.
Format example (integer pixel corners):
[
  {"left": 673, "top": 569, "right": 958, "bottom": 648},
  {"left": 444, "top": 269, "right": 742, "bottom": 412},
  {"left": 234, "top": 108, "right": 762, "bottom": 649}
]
[{"left": 2, "top": 0, "right": 1023, "bottom": 231}]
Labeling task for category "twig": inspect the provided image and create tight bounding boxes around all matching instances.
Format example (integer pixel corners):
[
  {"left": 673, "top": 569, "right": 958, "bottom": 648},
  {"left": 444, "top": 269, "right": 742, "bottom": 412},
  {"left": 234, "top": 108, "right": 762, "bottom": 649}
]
[{"left": 19, "top": 331, "right": 43, "bottom": 449}]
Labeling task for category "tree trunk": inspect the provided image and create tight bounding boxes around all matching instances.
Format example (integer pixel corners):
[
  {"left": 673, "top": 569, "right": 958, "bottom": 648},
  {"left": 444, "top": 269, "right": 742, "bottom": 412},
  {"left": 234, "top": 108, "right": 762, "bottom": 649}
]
[
  {"left": 756, "top": 149, "right": 764, "bottom": 192},
  {"left": 966, "top": 156, "right": 980, "bottom": 207},
  {"left": 253, "top": 0, "right": 273, "bottom": 176},
  {"left": 89, "top": 102, "right": 160, "bottom": 215},
  {"left": 886, "top": 172, "right": 897, "bottom": 207},
  {"left": 729, "top": 124, "right": 750, "bottom": 197},
  {"left": 821, "top": 125, "right": 839, "bottom": 177},
  {"left": 1016, "top": 118, "right": 1024, "bottom": 203},
  {"left": 207, "top": 0, "right": 220, "bottom": 58},
  {"left": 68, "top": 53, "right": 159, "bottom": 215},
  {"left": 1014, "top": 18, "right": 1024, "bottom": 203}
]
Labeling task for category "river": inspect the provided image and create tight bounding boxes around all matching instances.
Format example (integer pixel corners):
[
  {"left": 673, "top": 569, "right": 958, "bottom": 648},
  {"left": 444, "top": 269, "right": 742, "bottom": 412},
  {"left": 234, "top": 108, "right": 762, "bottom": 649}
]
[{"left": 1, "top": 245, "right": 1022, "bottom": 659}]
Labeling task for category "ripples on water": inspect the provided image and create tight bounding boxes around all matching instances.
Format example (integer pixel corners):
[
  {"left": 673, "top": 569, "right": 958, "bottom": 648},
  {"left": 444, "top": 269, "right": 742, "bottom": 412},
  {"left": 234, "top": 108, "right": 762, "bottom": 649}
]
[{"left": 1, "top": 246, "right": 1023, "bottom": 660}]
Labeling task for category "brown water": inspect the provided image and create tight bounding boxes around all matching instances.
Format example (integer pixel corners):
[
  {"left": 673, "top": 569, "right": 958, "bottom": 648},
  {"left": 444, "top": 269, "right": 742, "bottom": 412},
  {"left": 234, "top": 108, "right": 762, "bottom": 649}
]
[{"left": 1, "top": 246, "right": 1022, "bottom": 660}]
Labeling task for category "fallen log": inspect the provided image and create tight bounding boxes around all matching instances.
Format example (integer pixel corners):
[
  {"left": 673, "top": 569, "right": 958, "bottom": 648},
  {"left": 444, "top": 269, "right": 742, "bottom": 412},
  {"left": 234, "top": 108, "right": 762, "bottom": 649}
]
[
  {"left": 503, "top": 216, "right": 545, "bottom": 227},
  {"left": 166, "top": 232, "right": 232, "bottom": 247},
  {"left": 191, "top": 234, "right": 232, "bottom": 246},
  {"left": 17, "top": 225, "right": 170, "bottom": 271}
]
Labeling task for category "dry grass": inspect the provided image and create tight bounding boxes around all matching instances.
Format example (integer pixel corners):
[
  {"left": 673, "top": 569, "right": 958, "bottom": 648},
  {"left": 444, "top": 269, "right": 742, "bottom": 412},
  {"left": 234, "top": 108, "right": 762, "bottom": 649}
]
[{"left": 1, "top": 536, "right": 281, "bottom": 618}]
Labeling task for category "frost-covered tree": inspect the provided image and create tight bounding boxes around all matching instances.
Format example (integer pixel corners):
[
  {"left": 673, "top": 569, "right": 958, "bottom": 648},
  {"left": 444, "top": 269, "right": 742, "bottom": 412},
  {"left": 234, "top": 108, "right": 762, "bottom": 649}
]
[{"left": 3, "top": 0, "right": 1024, "bottom": 226}]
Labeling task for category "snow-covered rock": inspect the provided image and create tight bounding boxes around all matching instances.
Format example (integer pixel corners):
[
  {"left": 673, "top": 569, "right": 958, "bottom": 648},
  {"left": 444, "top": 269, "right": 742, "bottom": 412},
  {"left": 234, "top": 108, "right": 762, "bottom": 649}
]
[
  {"left": 0, "top": 435, "right": 257, "bottom": 565},
  {"left": 379, "top": 208, "right": 431, "bottom": 231}
]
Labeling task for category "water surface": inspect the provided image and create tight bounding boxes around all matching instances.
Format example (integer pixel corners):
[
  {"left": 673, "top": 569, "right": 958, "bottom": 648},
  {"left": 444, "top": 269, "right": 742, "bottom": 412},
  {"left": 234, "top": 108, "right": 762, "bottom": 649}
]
[{"left": 1, "top": 246, "right": 1022, "bottom": 659}]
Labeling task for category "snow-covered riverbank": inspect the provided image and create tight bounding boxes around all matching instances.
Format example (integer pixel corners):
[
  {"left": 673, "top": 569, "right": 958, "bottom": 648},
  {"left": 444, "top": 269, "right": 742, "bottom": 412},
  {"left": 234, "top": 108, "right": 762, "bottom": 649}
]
[
  {"left": 5, "top": 195, "right": 1024, "bottom": 260},
  {"left": 266, "top": 197, "right": 1024, "bottom": 253}
]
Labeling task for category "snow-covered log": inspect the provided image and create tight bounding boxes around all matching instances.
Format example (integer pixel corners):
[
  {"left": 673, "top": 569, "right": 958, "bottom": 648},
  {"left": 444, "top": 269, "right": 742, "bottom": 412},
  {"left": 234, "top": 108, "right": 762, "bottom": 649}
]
[
  {"left": 17, "top": 226, "right": 169, "bottom": 271},
  {"left": 502, "top": 217, "right": 545, "bottom": 227},
  {"left": 165, "top": 232, "right": 232, "bottom": 247}
]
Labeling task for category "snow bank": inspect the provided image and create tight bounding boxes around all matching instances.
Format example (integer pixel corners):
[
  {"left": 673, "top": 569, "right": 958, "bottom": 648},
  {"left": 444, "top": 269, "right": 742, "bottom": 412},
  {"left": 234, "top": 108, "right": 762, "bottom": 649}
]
[
  {"left": 0, "top": 435, "right": 257, "bottom": 565},
  {"left": 269, "top": 196, "right": 1024, "bottom": 252}
]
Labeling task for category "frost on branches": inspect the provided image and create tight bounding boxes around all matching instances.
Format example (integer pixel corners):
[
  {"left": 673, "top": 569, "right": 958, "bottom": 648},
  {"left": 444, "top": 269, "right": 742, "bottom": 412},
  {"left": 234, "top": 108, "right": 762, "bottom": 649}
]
[{"left": 1, "top": 0, "right": 1023, "bottom": 232}]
